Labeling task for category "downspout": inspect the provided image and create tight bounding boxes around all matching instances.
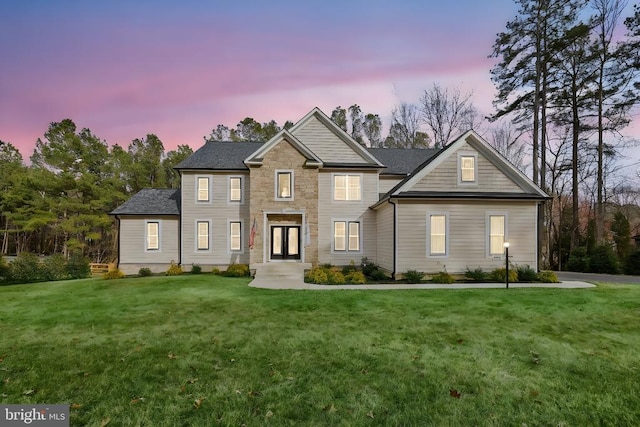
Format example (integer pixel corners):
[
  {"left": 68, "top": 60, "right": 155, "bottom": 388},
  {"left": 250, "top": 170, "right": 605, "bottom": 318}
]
[
  {"left": 388, "top": 198, "right": 397, "bottom": 280},
  {"left": 115, "top": 215, "right": 121, "bottom": 269}
]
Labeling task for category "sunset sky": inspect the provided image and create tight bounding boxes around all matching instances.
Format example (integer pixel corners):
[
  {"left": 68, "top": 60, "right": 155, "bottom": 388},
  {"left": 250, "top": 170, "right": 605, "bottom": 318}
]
[{"left": 1, "top": 0, "right": 638, "bottom": 162}]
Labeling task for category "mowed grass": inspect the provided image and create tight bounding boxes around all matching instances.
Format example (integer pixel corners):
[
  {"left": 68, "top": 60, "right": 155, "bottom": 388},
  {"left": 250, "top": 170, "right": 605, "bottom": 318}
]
[{"left": 1, "top": 276, "right": 639, "bottom": 426}]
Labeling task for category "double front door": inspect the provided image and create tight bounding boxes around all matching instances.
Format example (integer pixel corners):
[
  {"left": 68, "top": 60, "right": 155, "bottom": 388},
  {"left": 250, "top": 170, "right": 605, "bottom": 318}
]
[{"left": 270, "top": 225, "right": 300, "bottom": 260}]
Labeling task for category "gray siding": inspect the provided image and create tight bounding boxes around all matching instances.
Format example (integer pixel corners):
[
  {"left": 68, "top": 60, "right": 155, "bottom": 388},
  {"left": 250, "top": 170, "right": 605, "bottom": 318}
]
[
  {"left": 118, "top": 215, "right": 179, "bottom": 273},
  {"left": 317, "top": 170, "right": 378, "bottom": 265},
  {"left": 395, "top": 200, "right": 538, "bottom": 274},
  {"left": 292, "top": 116, "right": 366, "bottom": 164},
  {"left": 375, "top": 202, "right": 394, "bottom": 272},
  {"left": 379, "top": 176, "right": 403, "bottom": 194},
  {"left": 181, "top": 171, "right": 250, "bottom": 267},
  {"left": 412, "top": 142, "right": 524, "bottom": 193}
]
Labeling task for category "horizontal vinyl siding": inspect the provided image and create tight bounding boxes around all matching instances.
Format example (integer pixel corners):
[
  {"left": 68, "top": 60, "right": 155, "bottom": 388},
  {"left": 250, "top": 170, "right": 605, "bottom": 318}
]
[
  {"left": 317, "top": 170, "right": 377, "bottom": 265},
  {"left": 181, "top": 172, "right": 250, "bottom": 266},
  {"left": 292, "top": 116, "right": 365, "bottom": 164},
  {"left": 379, "top": 176, "right": 403, "bottom": 194},
  {"left": 375, "top": 202, "right": 394, "bottom": 272},
  {"left": 119, "top": 216, "right": 179, "bottom": 264},
  {"left": 411, "top": 143, "right": 523, "bottom": 193},
  {"left": 396, "top": 200, "right": 537, "bottom": 274}
]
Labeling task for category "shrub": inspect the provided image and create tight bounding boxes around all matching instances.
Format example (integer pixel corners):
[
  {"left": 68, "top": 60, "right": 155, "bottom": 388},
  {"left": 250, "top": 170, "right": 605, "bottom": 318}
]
[
  {"left": 431, "top": 271, "right": 455, "bottom": 284},
  {"left": 190, "top": 264, "right": 202, "bottom": 274},
  {"left": 304, "top": 266, "right": 328, "bottom": 284},
  {"left": 403, "top": 269, "right": 425, "bottom": 284},
  {"left": 345, "top": 270, "right": 366, "bottom": 284},
  {"left": 138, "top": 267, "right": 152, "bottom": 277},
  {"left": 589, "top": 244, "right": 619, "bottom": 274},
  {"left": 327, "top": 270, "right": 345, "bottom": 285},
  {"left": 44, "top": 254, "right": 69, "bottom": 281},
  {"left": 0, "top": 255, "right": 11, "bottom": 285},
  {"left": 361, "top": 258, "right": 388, "bottom": 281},
  {"left": 211, "top": 267, "right": 221, "bottom": 275},
  {"left": 537, "top": 270, "right": 559, "bottom": 283},
  {"left": 516, "top": 265, "right": 538, "bottom": 282},
  {"left": 464, "top": 267, "right": 488, "bottom": 282},
  {"left": 223, "top": 264, "right": 250, "bottom": 277},
  {"left": 566, "top": 246, "right": 589, "bottom": 272},
  {"left": 490, "top": 267, "right": 518, "bottom": 283},
  {"left": 103, "top": 269, "right": 126, "bottom": 280},
  {"left": 342, "top": 260, "right": 358, "bottom": 275},
  {"left": 66, "top": 254, "right": 91, "bottom": 279},
  {"left": 10, "top": 253, "right": 47, "bottom": 284},
  {"left": 166, "top": 261, "right": 183, "bottom": 276},
  {"left": 625, "top": 249, "right": 640, "bottom": 275}
]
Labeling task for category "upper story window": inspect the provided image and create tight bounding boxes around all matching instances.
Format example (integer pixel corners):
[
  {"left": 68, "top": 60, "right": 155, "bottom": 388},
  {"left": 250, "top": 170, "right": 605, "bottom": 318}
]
[
  {"left": 229, "top": 176, "right": 242, "bottom": 202},
  {"left": 459, "top": 154, "right": 477, "bottom": 183},
  {"left": 146, "top": 221, "right": 159, "bottom": 251},
  {"left": 276, "top": 171, "right": 293, "bottom": 200},
  {"left": 197, "top": 177, "right": 210, "bottom": 202},
  {"left": 333, "top": 174, "right": 361, "bottom": 201}
]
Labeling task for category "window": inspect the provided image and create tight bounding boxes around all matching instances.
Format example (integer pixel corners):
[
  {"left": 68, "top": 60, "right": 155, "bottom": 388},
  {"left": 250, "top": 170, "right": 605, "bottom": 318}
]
[
  {"left": 197, "top": 177, "right": 210, "bottom": 202},
  {"left": 459, "top": 155, "right": 476, "bottom": 183},
  {"left": 334, "top": 174, "right": 361, "bottom": 201},
  {"left": 230, "top": 221, "right": 242, "bottom": 251},
  {"left": 197, "top": 221, "right": 209, "bottom": 251},
  {"left": 229, "top": 177, "right": 242, "bottom": 202},
  {"left": 334, "top": 221, "right": 360, "bottom": 252},
  {"left": 276, "top": 171, "right": 293, "bottom": 200},
  {"left": 146, "top": 221, "right": 159, "bottom": 250},
  {"left": 428, "top": 214, "right": 447, "bottom": 256},
  {"left": 489, "top": 214, "right": 506, "bottom": 255}
]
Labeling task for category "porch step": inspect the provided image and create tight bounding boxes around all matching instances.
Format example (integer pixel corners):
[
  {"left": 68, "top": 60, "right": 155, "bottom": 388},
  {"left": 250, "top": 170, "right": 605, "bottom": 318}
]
[{"left": 250, "top": 263, "right": 311, "bottom": 287}]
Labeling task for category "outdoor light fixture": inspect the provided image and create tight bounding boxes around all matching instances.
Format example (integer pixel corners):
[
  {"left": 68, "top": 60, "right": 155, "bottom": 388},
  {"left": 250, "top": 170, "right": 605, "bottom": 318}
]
[{"left": 503, "top": 242, "right": 510, "bottom": 289}]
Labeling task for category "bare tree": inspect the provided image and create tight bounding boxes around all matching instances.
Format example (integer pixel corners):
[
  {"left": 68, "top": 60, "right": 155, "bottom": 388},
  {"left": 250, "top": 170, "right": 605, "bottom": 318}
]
[
  {"left": 419, "top": 84, "right": 475, "bottom": 148},
  {"left": 385, "top": 103, "right": 430, "bottom": 148},
  {"left": 489, "top": 121, "right": 528, "bottom": 172}
]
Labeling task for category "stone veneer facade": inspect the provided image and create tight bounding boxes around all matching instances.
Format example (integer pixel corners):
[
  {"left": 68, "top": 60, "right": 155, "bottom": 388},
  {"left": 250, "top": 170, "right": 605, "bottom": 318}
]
[{"left": 248, "top": 139, "right": 319, "bottom": 266}]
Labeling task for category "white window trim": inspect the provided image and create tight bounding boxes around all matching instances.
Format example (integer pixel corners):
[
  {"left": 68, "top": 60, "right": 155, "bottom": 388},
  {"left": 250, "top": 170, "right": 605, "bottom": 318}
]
[
  {"left": 331, "top": 219, "right": 362, "bottom": 254},
  {"left": 457, "top": 152, "right": 478, "bottom": 185},
  {"left": 145, "top": 220, "right": 161, "bottom": 252},
  {"left": 195, "top": 219, "right": 212, "bottom": 252},
  {"left": 332, "top": 173, "right": 363, "bottom": 202},
  {"left": 426, "top": 212, "right": 449, "bottom": 258},
  {"left": 228, "top": 220, "right": 244, "bottom": 253},
  {"left": 196, "top": 176, "right": 212, "bottom": 203},
  {"left": 228, "top": 176, "right": 244, "bottom": 204},
  {"left": 486, "top": 211, "right": 508, "bottom": 257},
  {"left": 275, "top": 170, "right": 294, "bottom": 201}
]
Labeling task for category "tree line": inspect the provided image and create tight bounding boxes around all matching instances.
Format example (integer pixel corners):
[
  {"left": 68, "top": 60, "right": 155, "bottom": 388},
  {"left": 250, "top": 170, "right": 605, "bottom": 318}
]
[{"left": 1, "top": 0, "right": 639, "bottom": 272}]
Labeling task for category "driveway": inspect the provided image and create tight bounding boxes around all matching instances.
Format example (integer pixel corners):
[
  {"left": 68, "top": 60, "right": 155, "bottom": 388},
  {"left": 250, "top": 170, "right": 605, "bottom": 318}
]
[{"left": 555, "top": 271, "right": 640, "bottom": 284}]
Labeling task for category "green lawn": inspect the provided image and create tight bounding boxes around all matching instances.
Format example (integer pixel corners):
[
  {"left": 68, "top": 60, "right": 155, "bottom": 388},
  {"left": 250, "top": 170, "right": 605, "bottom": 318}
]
[{"left": 1, "top": 276, "right": 639, "bottom": 426}]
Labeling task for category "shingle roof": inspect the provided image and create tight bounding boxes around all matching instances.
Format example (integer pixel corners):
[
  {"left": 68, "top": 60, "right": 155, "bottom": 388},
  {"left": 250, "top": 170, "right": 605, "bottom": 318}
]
[
  {"left": 367, "top": 148, "right": 440, "bottom": 175},
  {"left": 110, "top": 188, "right": 181, "bottom": 215},
  {"left": 174, "top": 141, "right": 264, "bottom": 170}
]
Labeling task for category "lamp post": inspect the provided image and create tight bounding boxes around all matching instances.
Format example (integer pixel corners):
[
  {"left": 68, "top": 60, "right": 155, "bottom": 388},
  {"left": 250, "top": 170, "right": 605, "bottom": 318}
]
[{"left": 503, "top": 242, "right": 510, "bottom": 289}]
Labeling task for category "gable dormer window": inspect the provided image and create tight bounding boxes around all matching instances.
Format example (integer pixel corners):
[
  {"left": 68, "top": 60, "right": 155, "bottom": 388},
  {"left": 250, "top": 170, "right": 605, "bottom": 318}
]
[
  {"left": 276, "top": 170, "right": 293, "bottom": 200},
  {"left": 459, "top": 154, "right": 477, "bottom": 184}
]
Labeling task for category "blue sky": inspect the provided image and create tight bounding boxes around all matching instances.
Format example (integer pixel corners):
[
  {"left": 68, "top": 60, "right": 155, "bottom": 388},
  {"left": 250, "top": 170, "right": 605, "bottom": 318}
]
[{"left": 1, "top": 0, "right": 638, "bottom": 160}]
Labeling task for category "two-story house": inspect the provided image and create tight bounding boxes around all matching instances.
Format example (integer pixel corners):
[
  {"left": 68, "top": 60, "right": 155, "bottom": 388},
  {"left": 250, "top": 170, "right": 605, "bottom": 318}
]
[{"left": 110, "top": 107, "right": 548, "bottom": 278}]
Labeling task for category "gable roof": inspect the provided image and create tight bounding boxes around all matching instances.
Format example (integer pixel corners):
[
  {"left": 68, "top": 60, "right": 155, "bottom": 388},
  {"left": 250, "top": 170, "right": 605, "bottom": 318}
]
[
  {"left": 175, "top": 141, "right": 263, "bottom": 170},
  {"left": 244, "top": 130, "right": 323, "bottom": 167},
  {"left": 367, "top": 147, "right": 439, "bottom": 175},
  {"left": 288, "top": 107, "right": 384, "bottom": 167},
  {"left": 110, "top": 188, "right": 181, "bottom": 216},
  {"left": 372, "top": 130, "right": 549, "bottom": 207}
]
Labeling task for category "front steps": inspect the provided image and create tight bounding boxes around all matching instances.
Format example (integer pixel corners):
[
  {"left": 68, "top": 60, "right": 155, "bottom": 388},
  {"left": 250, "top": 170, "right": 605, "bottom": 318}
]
[{"left": 249, "top": 262, "right": 311, "bottom": 289}]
